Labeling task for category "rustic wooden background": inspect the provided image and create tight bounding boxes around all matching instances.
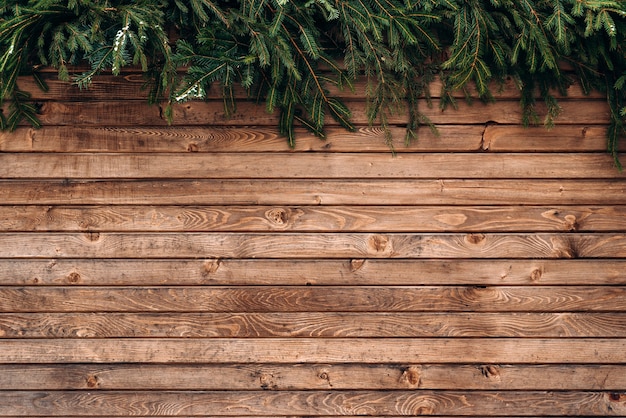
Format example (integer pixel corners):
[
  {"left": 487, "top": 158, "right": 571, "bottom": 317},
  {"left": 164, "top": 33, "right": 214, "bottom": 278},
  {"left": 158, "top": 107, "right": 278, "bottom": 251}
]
[{"left": 1, "top": 72, "right": 626, "bottom": 416}]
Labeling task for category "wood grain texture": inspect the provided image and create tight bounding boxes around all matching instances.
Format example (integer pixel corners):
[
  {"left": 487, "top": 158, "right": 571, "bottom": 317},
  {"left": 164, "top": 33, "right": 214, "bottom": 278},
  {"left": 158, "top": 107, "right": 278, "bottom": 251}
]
[
  {"left": 1, "top": 390, "right": 625, "bottom": 416},
  {"left": 14, "top": 99, "right": 610, "bottom": 127},
  {"left": 2, "top": 286, "right": 625, "bottom": 313},
  {"left": 0, "top": 125, "right": 484, "bottom": 153},
  {"left": 3, "top": 363, "right": 626, "bottom": 390},
  {"left": 2, "top": 312, "right": 626, "bottom": 338},
  {"left": 1, "top": 259, "right": 623, "bottom": 286},
  {"left": 0, "top": 232, "right": 624, "bottom": 258},
  {"left": 1, "top": 152, "right": 622, "bottom": 179},
  {"left": 2, "top": 205, "right": 625, "bottom": 232},
  {"left": 4, "top": 124, "right": 617, "bottom": 153},
  {"left": 2, "top": 179, "right": 624, "bottom": 205},
  {"left": 1, "top": 338, "right": 625, "bottom": 363},
  {"left": 17, "top": 73, "right": 603, "bottom": 100}
]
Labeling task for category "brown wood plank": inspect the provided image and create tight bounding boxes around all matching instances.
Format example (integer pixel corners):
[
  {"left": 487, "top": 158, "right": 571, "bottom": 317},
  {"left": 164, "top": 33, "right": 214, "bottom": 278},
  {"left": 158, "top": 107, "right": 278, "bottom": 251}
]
[
  {"left": 2, "top": 312, "right": 626, "bottom": 338},
  {"left": 4, "top": 125, "right": 617, "bottom": 153},
  {"left": 1, "top": 338, "right": 625, "bottom": 363},
  {"left": 2, "top": 205, "right": 625, "bottom": 232},
  {"left": 2, "top": 286, "right": 625, "bottom": 313},
  {"left": 3, "top": 179, "right": 624, "bottom": 205},
  {"left": 2, "top": 363, "right": 625, "bottom": 390},
  {"left": 0, "top": 125, "right": 484, "bottom": 153},
  {"left": 0, "top": 259, "right": 623, "bottom": 286},
  {"left": 1, "top": 390, "right": 624, "bottom": 416},
  {"left": 19, "top": 99, "right": 610, "bottom": 127},
  {"left": 483, "top": 125, "right": 626, "bottom": 152},
  {"left": 0, "top": 232, "right": 624, "bottom": 259},
  {"left": 18, "top": 73, "right": 603, "bottom": 100},
  {"left": 1, "top": 153, "right": 622, "bottom": 179}
]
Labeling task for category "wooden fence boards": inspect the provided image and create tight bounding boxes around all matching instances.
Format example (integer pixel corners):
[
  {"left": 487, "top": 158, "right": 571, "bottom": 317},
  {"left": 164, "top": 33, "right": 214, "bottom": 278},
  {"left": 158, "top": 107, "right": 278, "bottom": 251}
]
[{"left": 1, "top": 73, "right": 625, "bottom": 417}]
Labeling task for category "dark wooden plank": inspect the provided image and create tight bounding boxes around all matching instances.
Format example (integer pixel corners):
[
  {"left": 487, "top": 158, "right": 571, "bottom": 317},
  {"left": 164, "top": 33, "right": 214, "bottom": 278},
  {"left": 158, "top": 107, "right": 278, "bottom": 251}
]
[
  {"left": 18, "top": 73, "right": 603, "bottom": 100},
  {"left": 0, "top": 390, "right": 624, "bottom": 416},
  {"left": 1, "top": 338, "right": 625, "bottom": 363},
  {"left": 0, "top": 125, "right": 484, "bottom": 153},
  {"left": 2, "top": 312, "right": 626, "bottom": 337},
  {"left": 19, "top": 99, "right": 610, "bottom": 127},
  {"left": 2, "top": 363, "right": 625, "bottom": 390},
  {"left": 2, "top": 205, "right": 625, "bottom": 232},
  {"left": 1, "top": 259, "right": 623, "bottom": 286},
  {"left": 5, "top": 125, "right": 616, "bottom": 153},
  {"left": 0, "top": 232, "right": 624, "bottom": 259},
  {"left": 3, "top": 179, "right": 624, "bottom": 205},
  {"left": 1, "top": 153, "right": 622, "bottom": 179}
]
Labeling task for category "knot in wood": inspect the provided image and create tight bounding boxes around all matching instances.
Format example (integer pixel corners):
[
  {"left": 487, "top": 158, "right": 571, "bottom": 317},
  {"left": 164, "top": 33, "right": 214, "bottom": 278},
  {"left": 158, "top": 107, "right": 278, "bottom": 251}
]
[
  {"left": 265, "top": 208, "right": 288, "bottom": 226},
  {"left": 465, "top": 233, "right": 486, "bottom": 245},
  {"left": 609, "top": 393, "right": 625, "bottom": 402},
  {"left": 368, "top": 234, "right": 390, "bottom": 253},
  {"left": 563, "top": 214, "right": 579, "bottom": 231},
  {"left": 186, "top": 142, "right": 199, "bottom": 152},
  {"left": 67, "top": 272, "right": 81, "bottom": 284},
  {"left": 85, "top": 375, "right": 100, "bottom": 388},
  {"left": 350, "top": 259, "right": 365, "bottom": 272},
  {"left": 529, "top": 267, "right": 543, "bottom": 282},
  {"left": 86, "top": 232, "right": 100, "bottom": 242},
  {"left": 400, "top": 366, "right": 421, "bottom": 387},
  {"left": 203, "top": 259, "right": 221, "bottom": 275},
  {"left": 480, "top": 365, "right": 501, "bottom": 381}
]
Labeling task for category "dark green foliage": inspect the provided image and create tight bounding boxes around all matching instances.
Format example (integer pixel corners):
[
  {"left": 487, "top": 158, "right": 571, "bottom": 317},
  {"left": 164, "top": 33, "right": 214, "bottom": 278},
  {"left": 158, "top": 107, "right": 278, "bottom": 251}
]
[{"left": 1, "top": 0, "right": 625, "bottom": 165}]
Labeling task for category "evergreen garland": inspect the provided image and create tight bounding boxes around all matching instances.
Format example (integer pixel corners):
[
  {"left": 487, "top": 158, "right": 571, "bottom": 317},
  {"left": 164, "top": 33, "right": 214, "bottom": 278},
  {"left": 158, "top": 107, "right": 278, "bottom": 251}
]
[{"left": 1, "top": 0, "right": 625, "bottom": 165}]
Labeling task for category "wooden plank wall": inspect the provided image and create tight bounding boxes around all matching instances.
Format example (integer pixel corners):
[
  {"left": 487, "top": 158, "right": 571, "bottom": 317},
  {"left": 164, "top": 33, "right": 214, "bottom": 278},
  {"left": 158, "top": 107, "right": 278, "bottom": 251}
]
[{"left": 1, "top": 72, "right": 626, "bottom": 417}]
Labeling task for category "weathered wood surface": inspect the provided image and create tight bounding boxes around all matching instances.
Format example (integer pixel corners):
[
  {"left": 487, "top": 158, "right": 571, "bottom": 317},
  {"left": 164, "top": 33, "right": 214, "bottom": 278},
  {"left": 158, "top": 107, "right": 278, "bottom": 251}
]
[
  {"left": 1, "top": 152, "right": 622, "bottom": 178},
  {"left": 1, "top": 259, "right": 623, "bottom": 286},
  {"left": 3, "top": 363, "right": 626, "bottom": 390},
  {"left": 1, "top": 338, "right": 625, "bottom": 363},
  {"left": 3, "top": 205, "right": 625, "bottom": 232},
  {"left": 1, "top": 73, "right": 625, "bottom": 417},
  {"left": 1, "top": 390, "right": 625, "bottom": 416},
  {"left": 2, "top": 179, "right": 626, "bottom": 205},
  {"left": 2, "top": 286, "right": 625, "bottom": 312},
  {"left": 15, "top": 99, "right": 611, "bottom": 126},
  {"left": 2, "top": 312, "right": 626, "bottom": 337}
]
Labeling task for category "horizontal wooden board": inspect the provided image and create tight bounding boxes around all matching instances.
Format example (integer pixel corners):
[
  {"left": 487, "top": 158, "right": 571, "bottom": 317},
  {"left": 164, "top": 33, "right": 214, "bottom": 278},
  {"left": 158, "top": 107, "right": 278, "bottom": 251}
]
[
  {"left": 483, "top": 125, "right": 625, "bottom": 152},
  {"left": 1, "top": 152, "right": 622, "bottom": 179},
  {"left": 1, "top": 390, "right": 624, "bottom": 416},
  {"left": 17, "top": 99, "right": 610, "bottom": 127},
  {"left": 0, "top": 125, "right": 485, "bottom": 153},
  {"left": 1, "top": 259, "right": 624, "bottom": 286},
  {"left": 0, "top": 232, "right": 624, "bottom": 259},
  {"left": 1, "top": 338, "right": 625, "bottom": 363},
  {"left": 2, "top": 179, "right": 626, "bottom": 205},
  {"left": 2, "top": 205, "right": 625, "bottom": 232},
  {"left": 3, "top": 363, "right": 626, "bottom": 390},
  {"left": 2, "top": 312, "right": 625, "bottom": 338},
  {"left": 2, "top": 286, "right": 625, "bottom": 313},
  {"left": 17, "top": 73, "right": 604, "bottom": 100},
  {"left": 3, "top": 125, "right": 617, "bottom": 153}
]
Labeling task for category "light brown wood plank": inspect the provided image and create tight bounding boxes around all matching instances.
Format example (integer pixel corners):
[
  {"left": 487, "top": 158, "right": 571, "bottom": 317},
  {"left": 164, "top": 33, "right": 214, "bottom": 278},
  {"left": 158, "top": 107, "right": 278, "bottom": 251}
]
[
  {"left": 1, "top": 153, "right": 622, "bottom": 179},
  {"left": 20, "top": 99, "right": 610, "bottom": 126},
  {"left": 2, "top": 179, "right": 624, "bottom": 205},
  {"left": 0, "top": 125, "right": 485, "bottom": 153},
  {"left": 483, "top": 125, "right": 626, "bottom": 151},
  {"left": 1, "top": 338, "right": 625, "bottom": 363},
  {"left": 2, "top": 286, "right": 625, "bottom": 313},
  {"left": 2, "top": 312, "right": 626, "bottom": 338},
  {"left": 0, "top": 232, "right": 624, "bottom": 259},
  {"left": 2, "top": 205, "right": 625, "bottom": 232},
  {"left": 1, "top": 390, "right": 624, "bottom": 416},
  {"left": 2, "top": 363, "right": 625, "bottom": 390},
  {"left": 1, "top": 259, "right": 623, "bottom": 286}
]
